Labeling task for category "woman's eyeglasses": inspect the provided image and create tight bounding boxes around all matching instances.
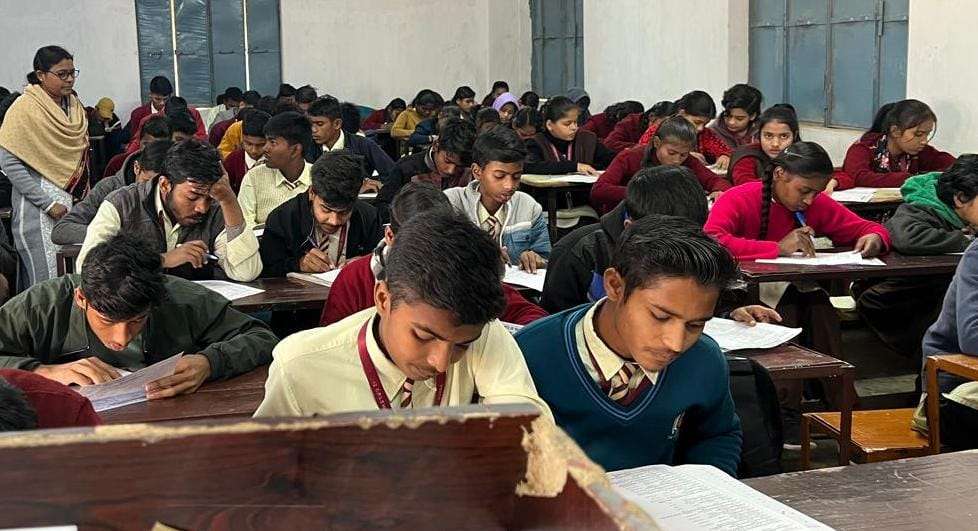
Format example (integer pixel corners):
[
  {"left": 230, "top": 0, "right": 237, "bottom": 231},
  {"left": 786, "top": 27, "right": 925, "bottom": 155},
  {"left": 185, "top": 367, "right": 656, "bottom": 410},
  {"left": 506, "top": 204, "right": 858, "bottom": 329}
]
[{"left": 47, "top": 69, "right": 80, "bottom": 81}]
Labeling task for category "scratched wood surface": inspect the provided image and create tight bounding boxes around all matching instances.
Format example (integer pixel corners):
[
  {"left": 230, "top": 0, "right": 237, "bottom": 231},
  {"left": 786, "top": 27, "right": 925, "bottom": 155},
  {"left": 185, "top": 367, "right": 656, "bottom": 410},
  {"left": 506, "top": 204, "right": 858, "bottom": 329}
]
[{"left": 739, "top": 252, "right": 959, "bottom": 284}]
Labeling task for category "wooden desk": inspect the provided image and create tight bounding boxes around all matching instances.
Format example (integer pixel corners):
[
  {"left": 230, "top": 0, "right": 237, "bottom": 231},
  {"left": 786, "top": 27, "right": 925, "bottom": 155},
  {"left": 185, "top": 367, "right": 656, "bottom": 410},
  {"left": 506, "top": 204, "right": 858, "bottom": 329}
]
[
  {"left": 841, "top": 198, "right": 902, "bottom": 222},
  {"left": 56, "top": 244, "right": 82, "bottom": 276},
  {"left": 99, "top": 366, "right": 268, "bottom": 424},
  {"left": 745, "top": 450, "right": 978, "bottom": 530},
  {"left": 520, "top": 174, "right": 597, "bottom": 242},
  {"left": 233, "top": 277, "right": 330, "bottom": 313},
  {"left": 740, "top": 252, "right": 959, "bottom": 285}
]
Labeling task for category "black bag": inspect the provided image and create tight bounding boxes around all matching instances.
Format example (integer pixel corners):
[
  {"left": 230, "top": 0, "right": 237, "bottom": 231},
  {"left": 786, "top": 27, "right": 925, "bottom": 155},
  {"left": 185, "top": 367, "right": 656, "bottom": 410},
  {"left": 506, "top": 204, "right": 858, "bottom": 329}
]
[{"left": 726, "top": 354, "right": 783, "bottom": 478}]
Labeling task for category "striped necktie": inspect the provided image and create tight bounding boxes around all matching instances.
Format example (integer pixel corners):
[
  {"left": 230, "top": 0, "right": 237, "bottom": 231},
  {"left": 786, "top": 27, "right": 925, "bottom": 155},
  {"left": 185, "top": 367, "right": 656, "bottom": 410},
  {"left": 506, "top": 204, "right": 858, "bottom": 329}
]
[
  {"left": 485, "top": 215, "right": 501, "bottom": 242},
  {"left": 397, "top": 379, "right": 415, "bottom": 408},
  {"left": 607, "top": 362, "right": 646, "bottom": 404}
]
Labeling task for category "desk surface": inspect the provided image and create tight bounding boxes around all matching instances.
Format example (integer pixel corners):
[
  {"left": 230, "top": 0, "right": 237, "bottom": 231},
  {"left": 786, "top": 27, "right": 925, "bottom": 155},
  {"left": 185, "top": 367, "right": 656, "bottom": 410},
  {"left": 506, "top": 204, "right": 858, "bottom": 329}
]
[
  {"left": 520, "top": 174, "right": 597, "bottom": 189},
  {"left": 234, "top": 277, "right": 330, "bottom": 313},
  {"left": 736, "top": 343, "right": 852, "bottom": 379},
  {"left": 740, "top": 252, "right": 960, "bottom": 283},
  {"left": 745, "top": 450, "right": 978, "bottom": 530}
]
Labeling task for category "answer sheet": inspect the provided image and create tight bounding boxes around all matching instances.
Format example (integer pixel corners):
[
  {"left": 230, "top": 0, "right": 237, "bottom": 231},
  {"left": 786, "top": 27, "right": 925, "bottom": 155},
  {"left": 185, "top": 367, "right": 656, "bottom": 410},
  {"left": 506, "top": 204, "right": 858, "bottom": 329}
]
[
  {"left": 755, "top": 250, "right": 885, "bottom": 266},
  {"left": 76, "top": 353, "right": 183, "bottom": 412},
  {"left": 503, "top": 266, "right": 546, "bottom": 292},
  {"left": 608, "top": 464, "right": 831, "bottom": 530},
  {"left": 831, "top": 187, "right": 901, "bottom": 203},
  {"left": 194, "top": 280, "right": 265, "bottom": 301},
  {"left": 703, "top": 317, "right": 802, "bottom": 351},
  {"left": 287, "top": 268, "right": 343, "bottom": 287}
]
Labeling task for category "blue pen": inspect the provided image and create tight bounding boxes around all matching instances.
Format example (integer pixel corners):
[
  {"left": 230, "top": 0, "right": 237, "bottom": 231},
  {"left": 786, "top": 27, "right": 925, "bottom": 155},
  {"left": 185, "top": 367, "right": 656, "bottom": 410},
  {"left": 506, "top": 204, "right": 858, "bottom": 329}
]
[{"left": 794, "top": 212, "right": 817, "bottom": 252}]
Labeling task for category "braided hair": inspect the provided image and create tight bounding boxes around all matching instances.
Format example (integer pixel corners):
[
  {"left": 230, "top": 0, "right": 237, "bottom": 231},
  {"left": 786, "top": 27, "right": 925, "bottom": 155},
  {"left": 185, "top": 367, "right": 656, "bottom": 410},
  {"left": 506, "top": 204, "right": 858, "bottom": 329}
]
[
  {"left": 758, "top": 141, "right": 834, "bottom": 239},
  {"left": 640, "top": 116, "right": 697, "bottom": 167}
]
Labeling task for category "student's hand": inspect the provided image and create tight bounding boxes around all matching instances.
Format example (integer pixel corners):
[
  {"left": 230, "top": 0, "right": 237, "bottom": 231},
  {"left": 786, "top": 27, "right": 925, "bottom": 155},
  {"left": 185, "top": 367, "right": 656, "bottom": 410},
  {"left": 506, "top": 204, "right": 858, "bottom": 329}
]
[
  {"left": 34, "top": 357, "right": 122, "bottom": 386},
  {"left": 145, "top": 354, "right": 212, "bottom": 399},
  {"left": 778, "top": 227, "right": 816, "bottom": 257},
  {"left": 518, "top": 250, "right": 547, "bottom": 274},
  {"left": 729, "top": 305, "right": 783, "bottom": 326},
  {"left": 854, "top": 233, "right": 885, "bottom": 258},
  {"left": 713, "top": 155, "right": 731, "bottom": 172},
  {"left": 360, "top": 178, "right": 382, "bottom": 194},
  {"left": 500, "top": 246, "right": 512, "bottom": 265},
  {"left": 689, "top": 152, "right": 707, "bottom": 164},
  {"left": 208, "top": 171, "right": 237, "bottom": 204},
  {"left": 47, "top": 203, "right": 69, "bottom": 221},
  {"left": 300, "top": 248, "right": 334, "bottom": 273},
  {"left": 163, "top": 240, "right": 209, "bottom": 269},
  {"left": 824, "top": 178, "right": 839, "bottom": 196},
  {"left": 576, "top": 163, "right": 599, "bottom": 176}
]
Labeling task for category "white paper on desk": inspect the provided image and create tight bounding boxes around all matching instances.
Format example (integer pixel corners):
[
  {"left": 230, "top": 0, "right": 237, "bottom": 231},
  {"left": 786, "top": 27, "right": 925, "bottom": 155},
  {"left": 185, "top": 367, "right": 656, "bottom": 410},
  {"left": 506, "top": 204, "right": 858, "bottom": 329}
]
[
  {"left": 287, "top": 268, "right": 343, "bottom": 287},
  {"left": 194, "top": 280, "right": 265, "bottom": 301},
  {"left": 501, "top": 321, "right": 524, "bottom": 335},
  {"left": 503, "top": 266, "right": 546, "bottom": 291},
  {"left": 76, "top": 353, "right": 183, "bottom": 412},
  {"left": 0, "top": 527, "right": 78, "bottom": 531},
  {"left": 755, "top": 250, "right": 885, "bottom": 266},
  {"left": 830, "top": 187, "right": 877, "bottom": 202},
  {"left": 359, "top": 192, "right": 378, "bottom": 199},
  {"left": 704, "top": 317, "right": 801, "bottom": 352},
  {"left": 608, "top": 464, "right": 831, "bottom": 531},
  {"left": 554, "top": 175, "right": 598, "bottom": 184}
]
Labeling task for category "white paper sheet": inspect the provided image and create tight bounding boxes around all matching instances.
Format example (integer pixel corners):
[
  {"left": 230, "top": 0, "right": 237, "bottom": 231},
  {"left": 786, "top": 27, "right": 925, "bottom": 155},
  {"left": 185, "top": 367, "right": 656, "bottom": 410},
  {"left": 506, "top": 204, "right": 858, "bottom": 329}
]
[
  {"left": 703, "top": 318, "right": 802, "bottom": 351},
  {"left": 501, "top": 322, "right": 524, "bottom": 335},
  {"left": 359, "top": 192, "right": 378, "bottom": 199},
  {"left": 287, "top": 268, "right": 343, "bottom": 287},
  {"left": 608, "top": 464, "right": 831, "bottom": 531},
  {"left": 755, "top": 250, "right": 885, "bottom": 266},
  {"left": 0, "top": 527, "right": 78, "bottom": 531},
  {"left": 76, "top": 353, "right": 183, "bottom": 412},
  {"left": 503, "top": 266, "right": 546, "bottom": 291},
  {"left": 193, "top": 280, "right": 265, "bottom": 301},
  {"left": 830, "top": 187, "right": 877, "bottom": 202},
  {"left": 253, "top": 227, "right": 265, "bottom": 238},
  {"left": 553, "top": 175, "right": 598, "bottom": 184}
]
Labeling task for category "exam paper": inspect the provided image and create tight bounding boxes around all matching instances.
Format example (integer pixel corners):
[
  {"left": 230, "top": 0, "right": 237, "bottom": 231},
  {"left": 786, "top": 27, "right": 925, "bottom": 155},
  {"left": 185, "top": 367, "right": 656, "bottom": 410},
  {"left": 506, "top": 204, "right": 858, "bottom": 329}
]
[
  {"left": 287, "top": 268, "right": 343, "bottom": 287},
  {"left": 608, "top": 464, "right": 830, "bottom": 531},
  {"left": 553, "top": 175, "right": 598, "bottom": 184},
  {"left": 703, "top": 317, "right": 802, "bottom": 351},
  {"left": 76, "top": 353, "right": 183, "bottom": 412},
  {"left": 503, "top": 266, "right": 546, "bottom": 291},
  {"left": 194, "top": 280, "right": 265, "bottom": 301},
  {"left": 830, "top": 187, "right": 876, "bottom": 202},
  {"left": 755, "top": 250, "right": 885, "bottom": 266},
  {"left": 359, "top": 192, "right": 378, "bottom": 199}
]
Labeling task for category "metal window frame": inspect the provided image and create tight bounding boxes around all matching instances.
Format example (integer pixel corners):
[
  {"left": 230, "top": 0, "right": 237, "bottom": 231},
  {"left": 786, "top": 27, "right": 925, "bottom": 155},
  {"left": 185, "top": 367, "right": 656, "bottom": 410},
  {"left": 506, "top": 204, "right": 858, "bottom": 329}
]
[{"left": 530, "top": 0, "right": 584, "bottom": 95}]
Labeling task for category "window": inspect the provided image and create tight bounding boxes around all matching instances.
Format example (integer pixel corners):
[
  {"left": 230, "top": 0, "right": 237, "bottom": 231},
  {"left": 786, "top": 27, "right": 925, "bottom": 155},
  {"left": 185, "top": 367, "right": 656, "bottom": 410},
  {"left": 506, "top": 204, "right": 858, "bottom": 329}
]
[
  {"left": 530, "top": 0, "right": 584, "bottom": 96},
  {"left": 135, "top": 0, "right": 282, "bottom": 106},
  {"left": 748, "top": 0, "right": 908, "bottom": 128}
]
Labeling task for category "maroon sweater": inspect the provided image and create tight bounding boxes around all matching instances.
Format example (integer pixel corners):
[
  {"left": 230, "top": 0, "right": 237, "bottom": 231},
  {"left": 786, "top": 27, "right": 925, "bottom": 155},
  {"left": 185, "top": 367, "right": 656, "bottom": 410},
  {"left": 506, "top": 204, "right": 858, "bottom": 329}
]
[
  {"left": 222, "top": 148, "right": 249, "bottom": 194},
  {"left": 842, "top": 132, "right": 956, "bottom": 188},
  {"left": 582, "top": 113, "right": 615, "bottom": 140},
  {"left": 602, "top": 113, "right": 645, "bottom": 152},
  {"left": 0, "top": 369, "right": 102, "bottom": 429}
]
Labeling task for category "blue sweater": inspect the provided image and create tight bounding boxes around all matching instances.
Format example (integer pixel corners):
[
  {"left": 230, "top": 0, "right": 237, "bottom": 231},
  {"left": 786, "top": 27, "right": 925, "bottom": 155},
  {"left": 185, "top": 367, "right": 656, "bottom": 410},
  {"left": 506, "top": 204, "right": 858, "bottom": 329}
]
[
  {"left": 923, "top": 240, "right": 978, "bottom": 393},
  {"left": 515, "top": 304, "right": 742, "bottom": 475}
]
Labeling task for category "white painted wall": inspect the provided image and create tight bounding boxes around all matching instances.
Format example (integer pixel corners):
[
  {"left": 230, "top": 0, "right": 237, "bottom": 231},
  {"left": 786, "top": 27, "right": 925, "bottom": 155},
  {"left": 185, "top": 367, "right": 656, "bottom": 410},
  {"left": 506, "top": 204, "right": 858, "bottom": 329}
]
[
  {"left": 0, "top": 0, "right": 142, "bottom": 121},
  {"left": 279, "top": 0, "right": 532, "bottom": 109}
]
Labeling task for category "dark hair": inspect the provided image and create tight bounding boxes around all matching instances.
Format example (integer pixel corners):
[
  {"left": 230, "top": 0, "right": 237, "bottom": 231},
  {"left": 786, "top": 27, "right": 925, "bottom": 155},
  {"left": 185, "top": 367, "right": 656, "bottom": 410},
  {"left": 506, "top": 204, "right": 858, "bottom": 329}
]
[
  {"left": 167, "top": 112, "right": 197, "bottom": 136},
  {"left": 223, "top": 87, "right": 244, "bottom": 103},
  {"left": 626, "top": 166, "right": 708, "bottom": 224},
  {"left": 937, "top": 154, "right": 978, "bottom": 208},
  {"left": 243, "top": 90, "right": 261, "bottom": 107},
  {"left": 677, "top": 90, "right": 717, "bottom": 120},
  {"left": 612, "top": 214, "right": 739, "bottom": 299},
  {"left": 274, "top": 101, "right": 302, "bottom": 115},
  {"left": 263, "top": 111, "right": 312, "bottom": 150},
  {"left": 137, "top": 139, "right": 173, "bottom": 173},
  {"left": 30, "top": 45, "right": 73, "bottom": 85},
  {"left": 295, "top": 85, "right": 318, "bottom": 104},
  {"left": 436, "top": 105, "right": 463, "bottom": 130},
  {"left": 310, "top": 151, "right": 364, "bottom": 210},
  {"left": 140, "top": 115, "right": 172, "bottom": 140},
  {"left": 307, "top": 96, "right": 342, "bottom": 119},
  {"left": 645, "top": 115, "right": 697, "bottom": 158},
  {"left": 0, "top": 379, "right": 37, "bottom": 431},
  {"left": 759, "top": 141, "right": 834, "bottom": 238},
  {"left": 277, "top": 83, "right": 297, "bottom": 98},
  {"left": 257, "top": 96, "right": 278, "bottom": 114},
  {"left": 452, "top": 86, "right": 476, "bottom": 103},
  {"left": 387, "top": 98, "right": 407, "bottom": 111},
  {"left": 166, "top": 96, "right": 189, "bottom": 112},
  {"left": 721, "top": 84, "right": 763, "bottom": 117},
  {"left": 0, "top": 87, "right": 9, "bottom": 101},
  {"left": 492, "top": 81, "right": 510, "bottom": 93},
  {"left": 512, "top": 107, "right": 542, "bottom": 130},
  {"left": 163, "top": 139, "right": 223, "bottom": 185},
  {"left": 476, "top": 107, "right": 501, "bottom": 130},
  {"left": 519, "top": 91, "right": 540, "bottom": 110},
  {"left": 415, "top": 90, "right": 444, "bottom": 110},
  {"left": 149, "top": 76, "right": 174, "bottom": 97},
  {"left": 385, "top": 209, "right": 505, "bottom": 325},
  {"left": 435, "top": 118, "right": 477, "bottom": 165},
  {"left": 641, "top": 100, "right": 679, "bottom": 131},
  {"left": 216, "top": 94, "right": 226, "bottom": 106},
  {"left": 605, "top": 100, "right": 644, "bottom": 125},
  {"left": 869, "top": 99, "right": 937, "bottom": 136},
  {"left": 242, "top": 109, "right": 271, "bottom": 137},
  {"left": 541, "top": 96, "right": 579, "bottom": 124},
  {"left": 390, "top": 182, "right": 451, "bottom": 234},
  {"left": 0, "top": 92, "right": 20, "bottom": 125},
  {"left": 756, "top": 104, "right": 801, "bottom": 142},
  {"left": 472, "top": 125, "right": 527, "bottom": 167},
  {"left": 340, "top": 102, "right": 361, "bottom": 134},
  {"left": 81, "top": 234, "right": 168, "bottom": 321}
]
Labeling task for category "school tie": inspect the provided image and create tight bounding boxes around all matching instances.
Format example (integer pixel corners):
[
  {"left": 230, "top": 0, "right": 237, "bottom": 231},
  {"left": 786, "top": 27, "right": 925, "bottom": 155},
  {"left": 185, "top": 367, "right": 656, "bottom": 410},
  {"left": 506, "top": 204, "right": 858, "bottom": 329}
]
[
  {"left": 607, "top": 362, "right": 646, "bottom": 404},
  {"left": 484, "top": 215, "right": 501, "bottom": 242},
  {"left": 397, "top": 378, "right": 415, "bottom": 408}
]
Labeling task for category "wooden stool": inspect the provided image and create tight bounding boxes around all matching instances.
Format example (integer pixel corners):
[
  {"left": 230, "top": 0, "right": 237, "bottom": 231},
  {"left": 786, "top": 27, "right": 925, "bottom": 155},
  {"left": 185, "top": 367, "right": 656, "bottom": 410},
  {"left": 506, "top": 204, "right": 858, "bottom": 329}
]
[{"left": 802, "top": 408, "right": 931, "bottom": 468}]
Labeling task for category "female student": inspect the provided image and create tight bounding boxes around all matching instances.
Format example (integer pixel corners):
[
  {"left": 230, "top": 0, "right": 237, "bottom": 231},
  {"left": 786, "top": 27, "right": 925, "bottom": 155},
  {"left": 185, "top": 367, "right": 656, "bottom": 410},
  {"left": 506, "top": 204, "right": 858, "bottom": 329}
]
[
  {"left": 524, "top": 96, "right": 616, "bottom": 175},
  {"left": 728, "top": 104, "right": 801, "bottom": 186},
  {"left": 583, "top": 100, "right": 644, "bottom": 141},
  {"left": 451, "top": 86, "right": 477, "bottom": 116},
  {"left": 710, "top": 84, "right": 763, "bottom": 150},
  {"left": 638, "top": 90, "right": 733, "bottom": 170},
  {"left": 842, "top": 99, "right": 956, "bottom": 188},
  {"left": 492, "top": 92, "right": 520, "bottom": 125},
  {"left": 362, "top": 98, "right": 406, "bottom": 131},
  {"left": 512, "top": 107, "right": 542, "bottom": 140},
  {"left": 0, "top": 46, "right": 88, "bottom": 289},
  {"left": 476, "top": 107, "right": 501, "bottom": 134},
  {"left": 603, "top": 100, "right": 677, "bottom": 153},
  {"left": 482, "top": 81, "right": 509, "bottom": 107},
  {"left": 519, "top": 91, "right": 540, "bottom": 110},
  {"left": 391, "top": 90, "right": 443, "bottom": 140},
  {"left": 590, "top": 116, "right": 730, "bottom": 214}
]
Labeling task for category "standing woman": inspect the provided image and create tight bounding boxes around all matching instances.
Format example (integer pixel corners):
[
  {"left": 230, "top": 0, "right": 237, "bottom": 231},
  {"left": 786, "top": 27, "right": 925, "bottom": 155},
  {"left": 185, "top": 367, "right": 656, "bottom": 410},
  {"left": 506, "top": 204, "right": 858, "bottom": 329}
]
[{"left": 0, "top": 46, "right": 88, "bottom": 289}]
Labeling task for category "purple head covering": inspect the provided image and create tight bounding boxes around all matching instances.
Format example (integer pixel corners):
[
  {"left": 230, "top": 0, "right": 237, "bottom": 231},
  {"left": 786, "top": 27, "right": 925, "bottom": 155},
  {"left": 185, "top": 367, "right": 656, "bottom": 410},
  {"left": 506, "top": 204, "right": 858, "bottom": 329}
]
[{"left": 492, "top": 92, "right": 520, "bottom": 112}]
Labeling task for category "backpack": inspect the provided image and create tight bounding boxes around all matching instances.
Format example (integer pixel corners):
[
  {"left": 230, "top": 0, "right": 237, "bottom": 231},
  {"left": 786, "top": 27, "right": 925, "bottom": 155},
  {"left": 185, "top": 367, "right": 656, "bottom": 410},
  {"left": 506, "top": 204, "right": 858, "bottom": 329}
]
[{"left": 726, "top": 354, "right": 783, "bottom": 478}]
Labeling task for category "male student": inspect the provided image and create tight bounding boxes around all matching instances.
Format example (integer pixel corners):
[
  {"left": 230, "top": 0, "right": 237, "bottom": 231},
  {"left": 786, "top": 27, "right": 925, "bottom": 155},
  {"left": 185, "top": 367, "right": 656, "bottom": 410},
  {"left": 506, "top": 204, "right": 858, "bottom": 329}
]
[
  {"left": 308, "top": 96, "right": 393, "bottom": 193},
  {"left": 321, "top": 182, "right": 547, "bottom": 326},
  {"left": 259, "top": 151, "right": 382, "bottom": 277},
  {"left": 52, "top": 140, "right": 172, "bottom": 245},
  {"left": 445, "top": 126, "right": 550, "bottom": 272},
  {"left": 516, "top": 215, "right": 742, "bottom": 474},
  {"left": 127, "top": 96, "right": 207, "bottom": 152},
  {"left": 212, "top": 86, "right": 244, "bottom": 125},
  {"left": 103, "top": 114, "right": 171, "bottom": 179},
  {"left": 78, "top": 139, "right": 263, "bottom": 282},
  {"left": 238, "top": 111, "right": 312, "bottom": 227},
  {"left": 124, "top": 75, "right": 172, "bottom": 137},
  {"left": 222, "top": 109, "right": 269, "bottom": 193},
  {"left": 0, "top": 369, "right": 101, "bottom": 429},
  {"left": 168, "top": 108, "right": 199, "bottom": 143},
  {"left": 0, "top": 234, "right": 275, "bottom": 398},
  {"left": 255, "top": 208, "right": 551, "bottom": 418}
]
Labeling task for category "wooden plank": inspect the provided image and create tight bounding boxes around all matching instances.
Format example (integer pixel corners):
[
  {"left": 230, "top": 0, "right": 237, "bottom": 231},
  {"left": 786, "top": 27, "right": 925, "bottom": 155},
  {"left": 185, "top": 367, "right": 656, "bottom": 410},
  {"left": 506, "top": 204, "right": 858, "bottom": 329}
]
[
  {"left": 739, "top": 252, "right": 959, "bottom": 284},
  {"left": 233, "top": 277, "right": 330, "bottom": 313}
]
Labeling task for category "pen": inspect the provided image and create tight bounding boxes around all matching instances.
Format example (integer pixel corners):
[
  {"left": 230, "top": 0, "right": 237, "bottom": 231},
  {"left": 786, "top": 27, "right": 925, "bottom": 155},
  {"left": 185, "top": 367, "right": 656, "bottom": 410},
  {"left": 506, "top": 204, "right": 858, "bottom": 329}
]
[
  {"left": 175, "top": 243, "right": 219, "bottom": 262},
  {"left": 793, "top": 212, "right": 817, "bottom": 250}
]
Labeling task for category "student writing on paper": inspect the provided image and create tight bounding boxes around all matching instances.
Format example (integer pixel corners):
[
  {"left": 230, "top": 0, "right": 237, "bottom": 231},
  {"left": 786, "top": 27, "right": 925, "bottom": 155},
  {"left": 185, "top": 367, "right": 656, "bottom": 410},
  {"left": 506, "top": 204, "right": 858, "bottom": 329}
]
[
  {"left": 255, "top": 209, "right": 552, "bottom": 419},
  {"left": 0, "top": 235, "right": 275, "bottom": 398},
  {"left": 582, "top": 100, "right": 643, "bottom": 141},
  {"left": 308, "top": 96, "right": 393, "bottom": 194},
  {"left": 637, "top": 90, "right": 732, "bottom": 167},
  {"left": 445, "top": 126, "right": 550, "bottom": 272},
  {"left": 516, "top": 215, "right": 742, "bottom": 474},
  {"left": 727, "top": 104, "right": 800, "bottom": 186},
  {"left": 523, "top": 96, "right": 616, "bottom": 176},
  {"left": 602, "top": 100, "right": 676, "bottom": 153}
]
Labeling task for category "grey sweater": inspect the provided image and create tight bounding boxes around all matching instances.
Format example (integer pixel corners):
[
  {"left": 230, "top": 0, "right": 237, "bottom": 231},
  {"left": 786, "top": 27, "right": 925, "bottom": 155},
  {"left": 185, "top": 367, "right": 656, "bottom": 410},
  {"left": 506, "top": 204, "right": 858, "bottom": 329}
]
[
  {"left": 922, "top": 240, "right": 978, "bottom": 393},
  {"left": 51, "top": 152, "right": 136, "bottom": 245},
  {"left": 885, "top": 203, "right": 971, "bottom": 256}
]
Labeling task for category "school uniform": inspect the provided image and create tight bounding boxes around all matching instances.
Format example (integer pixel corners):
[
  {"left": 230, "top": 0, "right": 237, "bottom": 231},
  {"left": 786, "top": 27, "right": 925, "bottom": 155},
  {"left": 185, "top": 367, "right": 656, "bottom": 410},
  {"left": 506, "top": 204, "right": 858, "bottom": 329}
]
[
  {"left": 125, "top": 106, "right": 207, "bottom": 153},
  {"left": 102, "top": 149, "right": 130, "bottom": 179},
  {"left": 408, "top": 117, "right": 438, "bottom": 147},
  {"left": 638, "top": 122, "right": 732, "bottom": 164},
  {"left": 602, "top": 112, "right": 645, "bottom": 153},
  {"left": 254, "top": 307, "right": 552, "bottom": 418},
  {"left": 223, "top": 148, "right": 262, "bottom": 194},
  {"left": 590, "top": 144, "right": 730, "bottom": 215},
  {"left": 258, "top": 193, "right": 382, "bottom": 278},
  {"left": 362, "top": 109, "right": 390, "bottom": 131},
  {"left": 708, "top": 119, "right": 755, "bottom": 150},
  {"left": 376, "top": 149, "right": 471, "bottom": 221},
  {"left": 123, "top": 102, "right": 155, "bottom": 137},
  {"left": 390, "top": 108, "right": 424, "bottom": 140},
  {"left": 582, "top": 113, "right": 615, "bottom": 140},
  {"left": 0, "top": 369, "right": 101, "bottom": 428},
  {"left": 218, "top": 121, "right": 244, "bottom": 159},
  {"left": 842, "top": 132, "right": 956, "bottom": 188},
  {"left": 444, "top": 180, "right": 551, "bottom": 264},
  {"left": 321, "top": 130, "right": 395, "bottom": 184},
  {"left": 51, "top": 151, "right": 139, "bottom": 245},
  {"left": 515, "top": 301, "right": 742, "bottom": 474},
  {"left": 237, "top": 160, "right": 312, "bottom": 227},
  {"left": 524, "top": 130, "right": 616, "bottom": 175},
  {"left": 208, "top": 117, "right": 236, "bottom": 148},
  {"left": 319, "top": 243, "right": 547, "bottom": 327}
]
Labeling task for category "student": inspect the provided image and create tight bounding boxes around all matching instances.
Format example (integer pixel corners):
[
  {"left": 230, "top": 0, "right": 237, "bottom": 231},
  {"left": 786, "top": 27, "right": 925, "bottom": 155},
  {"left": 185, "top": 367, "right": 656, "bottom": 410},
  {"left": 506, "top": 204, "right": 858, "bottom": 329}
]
[
  {"left": 78, "top": 139, "right": 262, "bottom": 282},
  {"left": 391, "top": 90, "right": 443, "bottom": 140},
  {"left": 525, "top": 96, "right": 616, "bottom": 175},
  {"left": 710, "top": 84, "right": 763, "bottom": 150},
  {"left": 255, "top": 208, "right": 551, "bottom": 418},
  {"left": 482, "top": 81, "right": 510, "bottom": 108},
  {"left": 124, "top": 75, "right": 172, "bottom": 137},
  {"left": 321, "top": 182, "right": 546, "bottom": 326},
  {"left": 446, "top": 126, "right": 550, "bottom": 271},
  {"left": 842, "top": 99, "right": 956, "bottom": 188},
  {"left": 127, "top": 96, "right": 207, "bottom": 152},
  {"left": 340, "top": 102, "right": 362, "bottom": 136},
  {"left": 728, "top": 104, "right": 801, "bottom": 186},
  {"left": 103, "top": 114, "right": 172, "bottom": 179},
  {"left": 362, "top": 98, "right": 406, "bottom": 131},
  {"left": 52, "top": 140, "right": 173, "bottom": 245},
  {"left": 259, "top": 151, "right": 381, "bottom": 277},
  {"left": 211, "top": 87, "right": 244, "bottom": 125},
  {"left": 295, "top": 85, "right": 317, "bottom": 113},
  {"left": 512, "top": 107, "right": 542, "bottom": 140},
  {"left": 519, "top": 91, "right": 540, "bottom": 110},
  {"left": 0, "top": 370, "right": 101, "bottom": 430},
  {"left": 0, "top": 234, "right": 274, "bottom": 397},
  {"left": 516, "top": 215, "right": 742, "bottom": 474},
  {"left": 583, "top": 100, "right": 644, "bottom": 141},
  {"left": 603, "top": 100, "right": 677, "bottom": 153},
  {"left": 451, "top": 86, "right": 477, "bottom": 117},
  {"left": 308, "top": 97, "right": 393, "bottom": 193},
  {"left": 408, "top": 105, "right": 464, "bottom": 148},
  {"left": 492, "top": 92, "right": 520, "bottom": 125},
  {"left": 639, "top": 90, "right": 733, "bottom": 169},
  {"left": 591, "top": 116, "right": 730, "bottom": 215},
  {"left": 277, "top": 83, "right": 297, "bottom": 105},
  {"left": 237, "top": 111, "right": 313, "bottom": 227},
  {"left": 167, "top": 107, "right": 198, "bottom": 142},
  {"left": 567, "top": 87, "right": 592, "bottom": 125},
  {"left": 208, "top": 88, "right": 255, "bottom": 148},
  {"left": 476, "top": 107, "right": 501, "bottom": 134},
  {"left": 222, "top": 109, "right": 270, "bottom": 193}
]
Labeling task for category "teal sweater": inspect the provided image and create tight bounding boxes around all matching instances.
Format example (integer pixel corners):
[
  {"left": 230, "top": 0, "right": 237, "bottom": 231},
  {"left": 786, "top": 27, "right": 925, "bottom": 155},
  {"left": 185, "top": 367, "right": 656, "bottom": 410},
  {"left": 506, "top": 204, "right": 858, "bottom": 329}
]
[{"left": 515, "top": 304, "right": 742, "bottom": 474}]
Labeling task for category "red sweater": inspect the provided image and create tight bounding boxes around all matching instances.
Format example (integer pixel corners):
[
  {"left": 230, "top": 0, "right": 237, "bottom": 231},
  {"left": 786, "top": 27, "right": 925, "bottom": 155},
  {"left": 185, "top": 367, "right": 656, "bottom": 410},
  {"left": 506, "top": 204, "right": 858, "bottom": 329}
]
[
  {"left": 102, "top": 150, "right": 130, "bottom": 178},
  {"left": 704, "top": 181, "right": 892, "bottom": 260},
  {"left": 590, "top": 145, "right": 731, "bottom": 214},
  {"left": 320, "top": 254, "right": 548, "bottom": 326},
  {"left": 0, "top": 369, "right": 101, "bottom": 429},
  {"left": 603, "top": 113, "right": 644, "bottom": 152},
  {"left": 582, "top": 113, "right": 615, "bottom": 140},
  {"left": 362, "top": 109, "right": 389, "bottom": 131},
  {"left": 125, "top": 106, "right": 207, "bottom": 153},
  {"left": 222, "top": 148, "right": 248, "bottom": 194},
  {"left": 209, "top": 117, "right": 235, "bottom": 147},
  {"left": 842, "top": 132, "right": 956, "bottom": 188},
  {"left": 638, "top": 122, "right": 732, "bottom": 162},
  {"left": 729, "top": 143, "right": 856, "bottom": 190}
]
